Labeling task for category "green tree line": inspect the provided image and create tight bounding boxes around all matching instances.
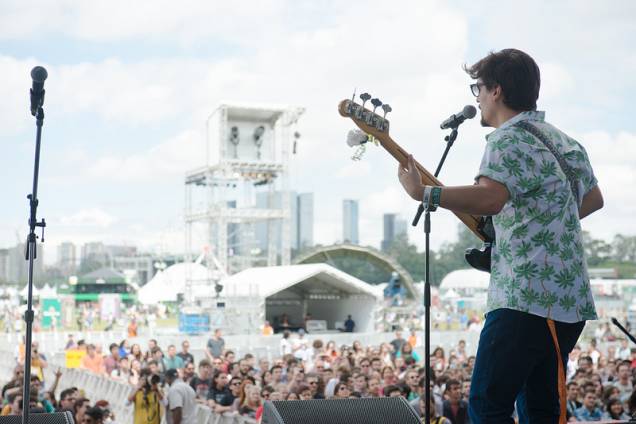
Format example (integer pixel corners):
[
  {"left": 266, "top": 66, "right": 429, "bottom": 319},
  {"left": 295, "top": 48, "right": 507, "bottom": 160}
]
[{"left": 307, "top": 226, "right": 636, "bottom": 286}]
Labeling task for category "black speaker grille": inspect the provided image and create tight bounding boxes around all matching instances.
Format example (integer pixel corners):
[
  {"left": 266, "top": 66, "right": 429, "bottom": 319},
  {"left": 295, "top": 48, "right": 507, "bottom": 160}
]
[
  {"left": 0, "top": 411, "right": 74, "bottom": 424},
  {"left": 262, "top": 397, "right": 420, "bottom": 424}
]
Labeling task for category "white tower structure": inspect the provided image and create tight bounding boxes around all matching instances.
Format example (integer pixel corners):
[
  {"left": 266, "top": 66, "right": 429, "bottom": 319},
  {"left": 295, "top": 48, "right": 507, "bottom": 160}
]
[{"left": 185, "top": 104, "right": 304, "bottom": 294}]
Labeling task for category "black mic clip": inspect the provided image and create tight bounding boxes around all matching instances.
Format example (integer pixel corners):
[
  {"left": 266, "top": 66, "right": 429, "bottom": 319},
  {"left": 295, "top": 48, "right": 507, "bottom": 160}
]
[{"left": 30, "top": 88, "right": 45, "bottom": 117}]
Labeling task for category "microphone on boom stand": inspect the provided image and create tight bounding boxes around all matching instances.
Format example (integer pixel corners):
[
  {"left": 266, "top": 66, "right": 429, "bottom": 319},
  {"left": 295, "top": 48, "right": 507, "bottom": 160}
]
[{"left": 412, "top": 105, "right": 476, "bottom": 227}]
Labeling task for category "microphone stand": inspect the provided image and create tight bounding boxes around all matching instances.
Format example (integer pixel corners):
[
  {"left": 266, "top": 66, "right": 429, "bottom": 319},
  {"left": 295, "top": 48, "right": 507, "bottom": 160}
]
[
  {"left": 411, "top": 126, "right": 459, "bottom": 424},
  {"left": 21, "top": 100, "right": 47, "bottom": 424},
  {"left": 610, "top": 318, "right": 636, "bottom": 423}
]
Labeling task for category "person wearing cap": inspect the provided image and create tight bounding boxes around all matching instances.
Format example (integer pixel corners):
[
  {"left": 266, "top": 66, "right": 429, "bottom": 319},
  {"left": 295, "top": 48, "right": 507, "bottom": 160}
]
[{"left": 165, "top": 368, "right": 197, "bottom": 424}]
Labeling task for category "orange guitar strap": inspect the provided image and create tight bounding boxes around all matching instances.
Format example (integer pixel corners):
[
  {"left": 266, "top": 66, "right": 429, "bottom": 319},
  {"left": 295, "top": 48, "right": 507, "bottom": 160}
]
[{"left": 546, "top": 319, "right": 567, "bottom": 424}]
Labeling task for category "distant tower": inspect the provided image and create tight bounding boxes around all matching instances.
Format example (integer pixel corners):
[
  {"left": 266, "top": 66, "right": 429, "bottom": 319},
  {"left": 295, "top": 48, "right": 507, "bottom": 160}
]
[
  {"left": 57, "top": 241, "right": 77, "bottom": 273},
  {"left": 184, "top": 104, "right": 304, "bottom": 293},
  {"left": 296, "top": 193, "right": 314, "bottom": 250},
  {"left": 342, "top": 199, "right": 359, "bottom": 244},
  {"left": 381, "top": 213, "right": 407, "bottom": 251}
]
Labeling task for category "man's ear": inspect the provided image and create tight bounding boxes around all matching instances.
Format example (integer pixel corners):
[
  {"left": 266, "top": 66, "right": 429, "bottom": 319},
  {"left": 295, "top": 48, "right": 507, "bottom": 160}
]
[{"left": 492, "top": 84, "right": 503, "bottom": 102}]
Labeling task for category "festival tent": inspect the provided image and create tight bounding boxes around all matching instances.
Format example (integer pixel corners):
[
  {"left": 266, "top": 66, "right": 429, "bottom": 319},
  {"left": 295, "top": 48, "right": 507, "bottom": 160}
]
[
  {"left": 20, "top": 284, "right": 40, "bottom": 298},
  {"left": 439, "top": 269, "right": 490, "bottom": 293},
  {"left": 39, "top": 283, "right": 57, "bottom": 298},
  {"left": 221, "top": 263, "right": 381, "bottom": 333},
  {"left": 137, "top": 262, "right": 211, "bottom": 304}
]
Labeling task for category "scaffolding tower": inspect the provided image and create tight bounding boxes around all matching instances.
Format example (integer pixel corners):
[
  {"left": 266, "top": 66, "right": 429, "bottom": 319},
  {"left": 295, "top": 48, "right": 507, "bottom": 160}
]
[{"left": 184, "top": 104, "right": 304, "bottom": 301}]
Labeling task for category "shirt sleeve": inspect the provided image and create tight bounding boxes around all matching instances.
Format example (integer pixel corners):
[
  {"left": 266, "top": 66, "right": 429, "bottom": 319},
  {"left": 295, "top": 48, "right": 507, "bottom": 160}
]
[
  {"left": 577, "top": 142, "right": 598, "bottom": 194},
  {"left": 168, "top": 388, "right": 184, "bottom": 410},
  {"left": 475, "top": 134, "right": 521, "bottom": 198}
]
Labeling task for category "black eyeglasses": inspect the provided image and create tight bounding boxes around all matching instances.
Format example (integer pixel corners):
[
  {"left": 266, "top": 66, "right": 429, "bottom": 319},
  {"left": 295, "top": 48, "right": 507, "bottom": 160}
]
[{"left": 470, "top": 82, "right": 485, "bottom": 97}]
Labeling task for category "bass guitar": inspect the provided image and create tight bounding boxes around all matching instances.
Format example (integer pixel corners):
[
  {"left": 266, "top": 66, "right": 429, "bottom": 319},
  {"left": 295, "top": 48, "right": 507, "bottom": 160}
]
[{"left": 338, "top": 93, "right": 494, "bottom": 272}]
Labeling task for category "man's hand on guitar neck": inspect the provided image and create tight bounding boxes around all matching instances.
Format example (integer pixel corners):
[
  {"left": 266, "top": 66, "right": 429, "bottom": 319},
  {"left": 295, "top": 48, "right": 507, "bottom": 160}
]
[{"left": 398, "top": 154, "right": 510, "bottom": 216}]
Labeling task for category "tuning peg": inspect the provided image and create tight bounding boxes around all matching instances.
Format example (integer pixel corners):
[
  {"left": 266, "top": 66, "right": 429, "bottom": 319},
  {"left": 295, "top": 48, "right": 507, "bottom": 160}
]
[
  {"left": 371, "top": 98, "right": 382, "bottom": 114},
  {"left": 382, "top": 104, "right": 392, "bottom": 118},
  {"left": 360, "top": 92, "right": 371, "bottom": 108}
]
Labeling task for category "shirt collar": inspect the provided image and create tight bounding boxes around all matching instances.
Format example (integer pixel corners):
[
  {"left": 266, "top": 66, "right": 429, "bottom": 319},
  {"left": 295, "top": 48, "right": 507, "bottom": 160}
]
[{"left": 486, "top": 110, "right": 545, "bottom": 140}]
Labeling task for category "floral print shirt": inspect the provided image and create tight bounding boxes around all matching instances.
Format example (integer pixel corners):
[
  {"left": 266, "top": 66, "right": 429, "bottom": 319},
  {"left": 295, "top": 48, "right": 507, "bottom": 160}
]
[{"left": 476, "top": 111, "right": 598, "bottom": 323}]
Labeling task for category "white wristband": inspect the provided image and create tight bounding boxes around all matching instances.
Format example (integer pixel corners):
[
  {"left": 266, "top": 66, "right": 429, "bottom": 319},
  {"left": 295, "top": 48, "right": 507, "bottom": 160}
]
[{"left": 423, "top": 185, "right": 433, "bottom": 206}]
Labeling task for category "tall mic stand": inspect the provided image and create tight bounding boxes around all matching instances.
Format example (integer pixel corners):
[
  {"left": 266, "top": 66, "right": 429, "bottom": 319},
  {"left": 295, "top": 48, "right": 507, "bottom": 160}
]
[
  {"left": 610, "top": 318, "right": 636, "bottom": 423},
  {"left": 411, "top": 126, "right": 459, "bottom": 424},
  {"left": 21, "top": 97, "right": 47, "bottom": 424}
]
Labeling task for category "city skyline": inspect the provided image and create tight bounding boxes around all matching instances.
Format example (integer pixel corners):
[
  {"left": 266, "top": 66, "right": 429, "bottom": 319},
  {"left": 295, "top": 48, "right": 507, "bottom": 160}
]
[{"left": 1, "top": 1, "right": 634, "bottom": 265}]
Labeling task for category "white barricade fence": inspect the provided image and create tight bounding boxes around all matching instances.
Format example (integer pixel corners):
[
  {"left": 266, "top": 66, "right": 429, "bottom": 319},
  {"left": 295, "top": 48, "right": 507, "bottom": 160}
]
[{"left": 1, "top": 330, "right": 482, "bottom": 366}]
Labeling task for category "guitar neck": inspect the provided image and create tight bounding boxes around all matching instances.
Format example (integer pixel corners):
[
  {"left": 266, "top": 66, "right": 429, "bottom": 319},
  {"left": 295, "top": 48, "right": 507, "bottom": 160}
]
[
  {"left": 338, "top": 99, "right": 485, "bottom": 241},
  {"left": 378, "top": 134, "right": 485, "bottom": 241}
]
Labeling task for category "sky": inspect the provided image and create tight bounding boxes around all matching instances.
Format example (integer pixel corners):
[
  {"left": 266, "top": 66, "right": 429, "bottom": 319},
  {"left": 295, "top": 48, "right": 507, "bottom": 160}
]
[{"left": 0, "top": 0, "right": 635, "bottom": 265}]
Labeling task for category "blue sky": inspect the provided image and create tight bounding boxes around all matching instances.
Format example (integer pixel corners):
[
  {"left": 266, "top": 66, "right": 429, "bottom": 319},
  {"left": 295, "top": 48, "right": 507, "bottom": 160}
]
[{"left": 1, "top": 0, "right": 634, "bottom": 264}]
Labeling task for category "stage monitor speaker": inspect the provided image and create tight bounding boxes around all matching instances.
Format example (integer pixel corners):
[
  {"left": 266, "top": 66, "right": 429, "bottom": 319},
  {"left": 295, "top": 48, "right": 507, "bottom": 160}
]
[
  {"left": 262, "top": 397, "right": 420, "bottom": 424},
  {"left": 0, "top": 411, "right": 74, "bottom": 424}
]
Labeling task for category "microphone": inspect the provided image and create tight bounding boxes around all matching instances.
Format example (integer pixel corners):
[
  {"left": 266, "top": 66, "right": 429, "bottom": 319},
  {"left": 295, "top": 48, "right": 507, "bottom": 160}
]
[
  {"left": 30, "top": 66, "right": 48, "bottom": 116},
  {"left": 440, "top": 105, "right": 476, "bottom": 130}
]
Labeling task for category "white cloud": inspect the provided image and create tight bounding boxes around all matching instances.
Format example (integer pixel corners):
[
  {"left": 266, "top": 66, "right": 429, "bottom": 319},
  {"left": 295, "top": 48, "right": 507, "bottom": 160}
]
[
  {"left": 336, "top": 161, "right": 371, "bottom": 179},
  {"left": 575, "top": 130, "right": 636, "bottom": 240},
  {"left": 58, "top": 208, "right": 116, "bottom": 227},
  {"left": 1, "top": 0, "right": 635, "bottom": 256},
  {"left": 85, "top": 130, "right": 203, "bottom": 181}
]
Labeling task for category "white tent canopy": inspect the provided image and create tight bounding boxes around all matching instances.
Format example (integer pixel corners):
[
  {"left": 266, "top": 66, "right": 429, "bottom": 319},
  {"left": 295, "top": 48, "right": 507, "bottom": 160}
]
[
  {"left": 20, "top": 284, "right": 40, "bottom": 297},
  {"left": 439, "top": 269, "right": 490, "bottom": 291},
  {"left": 40, "top": 283, "right": 57, "bottom": 298},
  {"left": 137, "top": 262, "right": 212, "bottom": 304},
  {"left": 222, "top": 263, "right": 381, "bottom": 333}
]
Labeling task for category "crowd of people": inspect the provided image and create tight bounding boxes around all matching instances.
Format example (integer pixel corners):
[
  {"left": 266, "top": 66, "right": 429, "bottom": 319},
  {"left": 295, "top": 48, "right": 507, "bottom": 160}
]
[{"left": 3, "top": 325, "right": 636, "bottom": 423}]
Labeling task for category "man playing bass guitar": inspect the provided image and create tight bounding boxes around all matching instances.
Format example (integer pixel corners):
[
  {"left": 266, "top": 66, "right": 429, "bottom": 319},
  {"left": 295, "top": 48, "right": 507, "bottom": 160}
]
[{"left": 398, "top": 48, "right": 604, "bottom": 424}]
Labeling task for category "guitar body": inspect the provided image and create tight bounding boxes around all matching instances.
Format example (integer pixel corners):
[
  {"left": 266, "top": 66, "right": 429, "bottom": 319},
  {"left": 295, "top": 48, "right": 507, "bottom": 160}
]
[
  {"left": 338, "top": 98, "right": 494, "bottom": 272},
  {"left": 464, "top": 216, "right": 495, "bottom": 273}
]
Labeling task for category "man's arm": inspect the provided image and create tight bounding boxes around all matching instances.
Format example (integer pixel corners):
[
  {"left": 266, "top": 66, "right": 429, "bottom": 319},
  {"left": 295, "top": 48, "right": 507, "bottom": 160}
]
[
  {"left": 171, "top": 407, "right": 182, "bottom": 424},
  {"left": 48, "top": 368, "right": 62, "bottom": 395},
  {"left": 398, "top": 155, "right": 509, "bottom": 216},
  {"left": 579, "top": 185, "right": 603, "bottom": 219},
  {"left": 437, "top": 177, "right": 509, "bottom": 216},
  {"left": 204, "top": 341, "right": 214, "bottom": 361}
]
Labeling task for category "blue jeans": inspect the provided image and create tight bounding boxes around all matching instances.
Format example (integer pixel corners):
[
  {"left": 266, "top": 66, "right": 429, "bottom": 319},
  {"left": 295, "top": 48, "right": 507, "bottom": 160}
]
[{"left": 468, "top": 308, "right": 585, "bottom": 424}]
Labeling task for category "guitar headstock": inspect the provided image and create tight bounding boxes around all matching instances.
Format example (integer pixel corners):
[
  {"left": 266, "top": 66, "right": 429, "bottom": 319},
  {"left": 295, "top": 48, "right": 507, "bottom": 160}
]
[{"left": 338, "top": 91, "right": 392, "bottom": 142}]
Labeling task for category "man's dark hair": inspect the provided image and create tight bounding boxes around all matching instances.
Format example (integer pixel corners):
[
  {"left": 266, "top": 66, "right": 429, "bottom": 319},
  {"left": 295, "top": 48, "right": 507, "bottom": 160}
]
[
  {"left": 60, "top": 388, "right": 75, "bottom": 401},
  {"left": 109, "top": 343, "right": 118, "bottom": 351},
  {"left": 446, "top": 378, "right": 461, "bottom": 391},
  {"left": 384, "top": 385, "right": 402, "bottom": 396},
  {"left": 464, "top": 48, "right": 540, "bottom": 111},
  {"left": 617, "top": 360, "right": 631, "bottom": 372},
  {"left": 85, "top": 406, "right": 105, "bottom": 422},
  {"left": 165, "top": 368, "right": 179, "bottom": 380}
]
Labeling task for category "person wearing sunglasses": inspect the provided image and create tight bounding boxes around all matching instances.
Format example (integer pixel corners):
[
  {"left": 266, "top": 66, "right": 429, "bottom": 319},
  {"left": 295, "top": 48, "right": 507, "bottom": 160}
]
[{"left": 398, "top": 48, "right": 604, "bottom": 424}]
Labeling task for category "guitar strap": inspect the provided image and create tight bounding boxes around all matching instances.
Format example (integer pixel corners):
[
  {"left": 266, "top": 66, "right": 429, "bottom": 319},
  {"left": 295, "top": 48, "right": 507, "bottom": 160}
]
[
  {"left": 513, "top": 121, "right": 581, "bottom": 204},
  {"left": 513, "top": 120, "right": 580, "bottom": 424}
]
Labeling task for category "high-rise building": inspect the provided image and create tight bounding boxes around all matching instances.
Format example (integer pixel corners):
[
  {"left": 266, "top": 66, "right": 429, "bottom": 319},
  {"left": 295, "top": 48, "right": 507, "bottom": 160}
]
[
  {"left": 5, "top": 242, "right": 44, "bottom": 284},
  {"left": 297, "top": 193, "right": 314, "bottom": 250},
  {"left": 57, "top": 242, "right": 77, "bottom": 273},
  {"left": 0, "top": 249, "right": 9, "bottom": 282},
  {"left": 255, "top": 191, "right": 298, "bottom": 253},
  {"left": 343, "top": 199, "right": 359, "bottom": 244},
  {"left": 255, "top": 191, "right": 314, "bottom": 252},
  {"left": 381, "top": 213, "right": 407, "bottom": 251},
  {"left": 81, "top": 242, "right": 108, "bottom": 263}
]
